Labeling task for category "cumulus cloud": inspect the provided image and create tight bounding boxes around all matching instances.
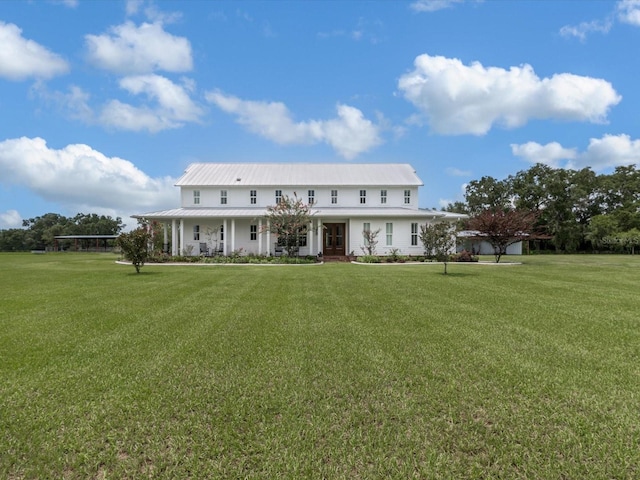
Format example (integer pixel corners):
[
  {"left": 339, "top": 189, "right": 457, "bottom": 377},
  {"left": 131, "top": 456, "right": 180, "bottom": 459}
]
[
  {"left": 0, "top": 209, "right": 22, "bottom": 229},
  {"left": 99, "top": 74, "right": 203, "bottom": 132},
  {"left": 410, "top": 0, "right": 464, "bottom": 12},
  {"left": 618, "top": 0, "right": 640, "bottom": 25},
  {"left": 397, "top": 54, "right": 621, "bottom": 135},
  {"left": 0, "top": 137, "right": 177, "bottom": 219},
  {"left": 206, "top": 91, "right": 382, "bottom": 159},
  {"left": 511, "top": 141, "right": 578, "bottom": 168},
  {"left": 511, "top": 134, "right": 640, "bottom": 171},
  {"left": 0, "top": 21, "right": 69, "bottom": 80},
  {"left": 85, "top": 21, "right": 192, "bottom": 74}
]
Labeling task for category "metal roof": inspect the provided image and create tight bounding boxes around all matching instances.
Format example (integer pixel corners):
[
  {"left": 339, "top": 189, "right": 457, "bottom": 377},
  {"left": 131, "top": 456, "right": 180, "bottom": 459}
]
[
  {"left": 133, "top": 207, "right": 465, "bottom": 220},
  {"left": 175, "top": 163, "right": 423, "bottom": 187}
]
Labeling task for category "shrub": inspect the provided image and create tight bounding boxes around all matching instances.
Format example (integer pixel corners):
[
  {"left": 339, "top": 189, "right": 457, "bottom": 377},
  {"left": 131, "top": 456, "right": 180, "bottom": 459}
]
[{"left": 452, "top": 249, "right": 479, "bottom": 262}]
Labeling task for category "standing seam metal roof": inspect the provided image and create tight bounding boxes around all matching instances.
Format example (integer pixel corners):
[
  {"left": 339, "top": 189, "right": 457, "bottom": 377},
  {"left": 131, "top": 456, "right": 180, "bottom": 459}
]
[{"left": 175, "top": 163, "right": 423, "bottom": 187}]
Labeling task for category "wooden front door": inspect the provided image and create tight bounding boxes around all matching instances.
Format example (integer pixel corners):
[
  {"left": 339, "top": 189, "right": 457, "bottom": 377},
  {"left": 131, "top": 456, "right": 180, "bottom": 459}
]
[{"left": 323, "top": 223, "right": 346, "bottom": 256}]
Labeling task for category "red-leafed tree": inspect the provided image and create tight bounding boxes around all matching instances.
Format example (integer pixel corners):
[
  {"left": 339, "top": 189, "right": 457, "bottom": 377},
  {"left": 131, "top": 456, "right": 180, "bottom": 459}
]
[
  {"left": 467, "top": 209, "right": 539, "bottom": 263},
  {"left": 263, "top": 193, "right": 314, "bottom": 258}
]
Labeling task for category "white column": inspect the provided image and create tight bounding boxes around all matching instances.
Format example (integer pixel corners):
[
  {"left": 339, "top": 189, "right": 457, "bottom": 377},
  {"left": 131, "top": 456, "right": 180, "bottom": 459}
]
[
  {"left": 179, "top": 219, "right": 184, "bottom": 255},
  {"left": 317, "top": 220, "right": 323, "bottom": 254},
  {"left": 267, "top": 219, "right": 271, "bottom": 255},
  {"left": 171, "top": 219, "right": 177, "bottom": 256},
  {"left": 163, "top": 222, "right": 168, "bottom": 253},
  {"left": 223, "top": 219, "right": 227, "bottom": 256},
  {"left": 258, "top": 218, "right": 263, "bottom": 255},
  {"left": 231, "top": 219, "right": 236, "bottom": 254}
]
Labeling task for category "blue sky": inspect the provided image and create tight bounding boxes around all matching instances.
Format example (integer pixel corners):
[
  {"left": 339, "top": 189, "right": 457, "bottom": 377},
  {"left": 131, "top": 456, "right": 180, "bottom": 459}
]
[{"left": 1, "top": 0, "right": 639, "bottom": 229}]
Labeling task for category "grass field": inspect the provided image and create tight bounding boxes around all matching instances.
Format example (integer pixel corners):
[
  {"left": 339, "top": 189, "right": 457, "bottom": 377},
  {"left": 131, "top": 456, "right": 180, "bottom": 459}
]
[{"left": 1, "top": 253, "right": 639, "bottom": 479}]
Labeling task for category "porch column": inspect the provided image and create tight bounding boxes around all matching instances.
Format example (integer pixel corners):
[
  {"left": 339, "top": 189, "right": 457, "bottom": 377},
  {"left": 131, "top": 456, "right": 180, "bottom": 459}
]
[
  {"left": 171, "top": 219, "right": 177, "bottom": 256},
  {"left": 317, "top": 220, "right": 323, "bottom": 254},
  {"left": 163, "top": 222, "right": 169, "bottom": 253},
  {"left": 267, "top": 220, "right": 271, "bottom": 255},
  {"left": 179, "top": 219, "right": 185, "bottom": 255},
  {"left": 223, "top": 219, "right": 227, "bottom": 256},
  {"left": 231, "top": 219, "right": 236, "bottom": 254},
  {"left": 258, "top": 218, "right": 263, "bottom": 255}
]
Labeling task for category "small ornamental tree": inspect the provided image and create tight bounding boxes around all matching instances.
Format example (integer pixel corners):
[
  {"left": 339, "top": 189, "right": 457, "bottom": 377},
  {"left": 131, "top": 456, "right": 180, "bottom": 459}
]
[
  {"left": 263, "top": 193, "right": 314, "bottom": 258},
  {"left": 420, "top": 222, "right": 457, "bottom": 274},
  {"left": 361, "top": 228, "right": 381, "bottom": 255},
  {"left": 467, "top": 208, "right": 538, "bottom": 263},
  {"left": 116, "top": 227, "right": 152, "bottom": 273}
]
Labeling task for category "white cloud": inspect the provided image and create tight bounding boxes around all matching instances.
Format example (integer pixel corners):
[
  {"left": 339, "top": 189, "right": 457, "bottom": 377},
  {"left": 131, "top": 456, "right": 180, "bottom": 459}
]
[
  {"left": 445, "top": 167, "right": 472, "bottom": 177},
  {"left": 511, "top": 134, "right": 640, "bottom": 171},
  {"left": 0, "top": 137, "right": 177, "bottom": 221},
  {"left": 0, "top": 21, "right": 69, "bottom": 81},
  {"left": 206, "top": 91, "right": 382, "bottom": 159},
  {"left": 618, "top": 0, "right": 640, "bottom": 25},
  {"left": 99, "top": 75, "right": 203, "bottom": 132},
  {"left": 410, "top": 0, "right": 464, "bottom": 12},
  {"left": 559, "top": 19, "right": 613, "bottom": 41},
  {"left": 0, "top": 209, "right": 22, "bottom": 229},
  {"left": 511, "top": 141, "right": 578, "bottom": 168},
  {"left": 85, "top": 21, "right": 192, "bottom": 74},
  {"left": 397, "top": 54, "right": 621, "bottom": 135}
]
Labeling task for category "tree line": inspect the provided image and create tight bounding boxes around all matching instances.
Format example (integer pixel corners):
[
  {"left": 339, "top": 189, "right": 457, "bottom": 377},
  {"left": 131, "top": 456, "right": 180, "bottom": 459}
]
[
  {"left": 0, "top": 213, "right": 125, "bottom": 251},
  {"left": 445, "top": 163, "right": 640, "bottom": 254}
]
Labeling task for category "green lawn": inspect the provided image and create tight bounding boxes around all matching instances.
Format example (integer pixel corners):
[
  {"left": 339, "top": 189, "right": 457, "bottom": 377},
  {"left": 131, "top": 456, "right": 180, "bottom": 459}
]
[{"left": 1, "top": 253, "right": 639, "bottom": 479}]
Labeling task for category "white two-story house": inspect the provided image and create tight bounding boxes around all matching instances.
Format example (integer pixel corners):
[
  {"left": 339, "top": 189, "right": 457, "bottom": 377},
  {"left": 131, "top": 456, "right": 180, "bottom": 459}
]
[{"left": 133, "top": 163, "right": 465, "bottom": 257}]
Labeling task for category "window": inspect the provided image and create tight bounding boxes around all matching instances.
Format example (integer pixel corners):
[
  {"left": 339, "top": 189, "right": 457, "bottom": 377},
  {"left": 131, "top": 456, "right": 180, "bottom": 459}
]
[
  {"left": 308, "top": 189, "right": 315, "bottom": 205},
  {"left": 250, "top": 190, "right": 257, "bottom": 205},
  {"left": 331, "top": 189, "right": 338, "bottom": 204},
  {"left": 250, "top": 224, "right": 257, "bottom": 241},
  {"left": 220, "top": 225, "right": 224, "bottom": 241},
  {"left": 360, "top": 190, "right": 367, "bottom": 204},
  {"left": 220, "top": 190, "right": 227, "bottom": 205},
  {"left": 411, "top": 223, "right": 418, "bottom": 246},
  {"left": 386, "top": 222, "right": 393, "bottom": 246},
  {"left": 193, "top": 190, "right": 200, "bottom": 205},
  {"left": 275, "top": 189, "right": 282, "bottom": 204},
  {"left": 363, "top": 222, "right": 371, "bottom": 245},
  {"left": 380, "top": 190, "right": 387, "bottom": 204},
  {"left": 193, "top": 225, "right": 200, "bottom": 241},
  {"left": 277, "top": 228, "right": 307, "bottom": 247},
  {"left": 404, "top": 189, "right": 411, "bottom": 204}
]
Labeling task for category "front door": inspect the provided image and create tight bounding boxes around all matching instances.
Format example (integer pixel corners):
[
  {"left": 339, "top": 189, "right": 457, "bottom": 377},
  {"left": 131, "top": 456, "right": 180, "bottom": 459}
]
[{"left": 323, "top": 223, "right": 346, "bottom": 256}]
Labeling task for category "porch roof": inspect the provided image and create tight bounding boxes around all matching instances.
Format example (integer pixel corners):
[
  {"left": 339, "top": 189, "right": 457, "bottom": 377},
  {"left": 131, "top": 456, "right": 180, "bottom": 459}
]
[{"left": 133, "top": 207, "right": 465, "bottom": 221}]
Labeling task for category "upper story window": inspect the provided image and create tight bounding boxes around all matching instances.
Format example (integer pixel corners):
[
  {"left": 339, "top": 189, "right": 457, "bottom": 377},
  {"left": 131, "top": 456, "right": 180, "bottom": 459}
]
[
  {"left": 250, "top": 224, "right": 257, "bottom": 241},
  {"left": 220, "top": 190, "right": 228, "bottom": 205},
  {"left": 308, "top": 190, "right": 315, "bottom": 205},
  {"left": 404, "top": 189, "right": 411, "bottom": 204},
  {"left": 380, "top": 190, "right": 387, "bottom": 204},
  {"left": 360, "top": 190, "right": 367, "bottom": 204},
  {"left": 193, "top": 190, "right": 200, "bottom": 205},
  {"left": 331, "top": 190, "right": 338, "bottom": 204},
  {"left": 386, "top": 222, "right": 393, "bottom": 246},
  {"left": 193, "top": 225, "right": 200, "bottom": 241},
  {"left": 250, "top": 190, "right": 257, "bottom": 205},
  {"left": 275, "top": 189, "right": 283, "bottom": 204},
  {"left": 411, "top": 223, "right": 418, "bottom": 246}
]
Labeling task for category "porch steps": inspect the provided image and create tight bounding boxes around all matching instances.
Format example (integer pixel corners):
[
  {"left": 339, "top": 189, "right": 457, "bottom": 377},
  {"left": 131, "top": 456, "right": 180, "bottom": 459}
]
[{"left": 322, "top": 255, "right": 352, "bottom": 263}]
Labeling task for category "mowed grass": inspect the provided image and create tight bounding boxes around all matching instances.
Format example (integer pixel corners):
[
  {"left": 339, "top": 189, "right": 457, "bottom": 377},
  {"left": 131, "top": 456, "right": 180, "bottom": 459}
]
[{"left": 1, "top": 254, "right": 639, "bottom": 479}]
